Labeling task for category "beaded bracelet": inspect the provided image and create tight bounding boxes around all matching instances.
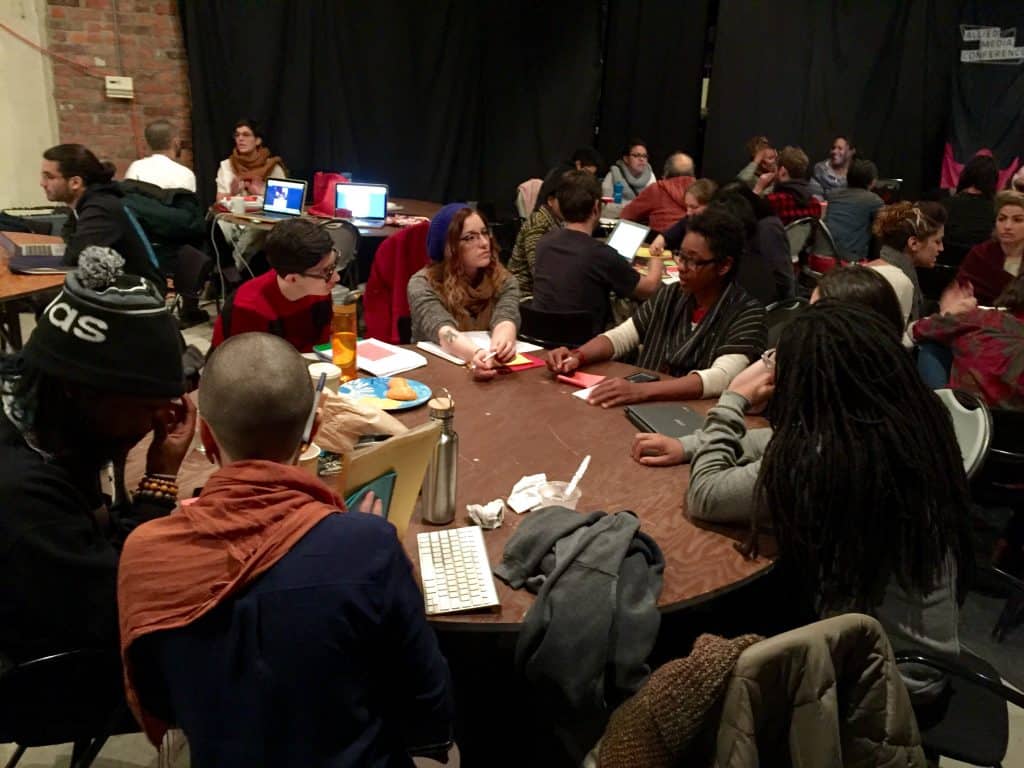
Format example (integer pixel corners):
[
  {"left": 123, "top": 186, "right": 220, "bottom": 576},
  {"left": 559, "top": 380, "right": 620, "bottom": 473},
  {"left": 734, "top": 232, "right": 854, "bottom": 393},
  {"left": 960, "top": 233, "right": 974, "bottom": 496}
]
[{"left": 135, "top": 473, "right": 179, "bottom": 504}]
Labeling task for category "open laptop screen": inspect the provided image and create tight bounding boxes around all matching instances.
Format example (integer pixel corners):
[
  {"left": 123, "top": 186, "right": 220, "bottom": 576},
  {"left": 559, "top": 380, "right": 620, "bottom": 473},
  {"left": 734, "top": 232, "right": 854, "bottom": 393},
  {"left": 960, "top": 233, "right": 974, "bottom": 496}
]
[
  {"left": 606, "top": 219, "right": 650, "bottom": 263},
  {"left": 335, "top": 183, "right": 388, "bottom": 219},
  {"left": 262, "top": 178, "right": 306, "bottom": 215}
]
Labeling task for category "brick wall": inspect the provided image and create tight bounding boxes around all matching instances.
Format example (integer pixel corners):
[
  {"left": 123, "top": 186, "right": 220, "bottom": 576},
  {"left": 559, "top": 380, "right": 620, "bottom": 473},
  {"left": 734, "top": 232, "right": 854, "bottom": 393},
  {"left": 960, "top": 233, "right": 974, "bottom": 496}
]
[{"left": 45, "top": 0, "right": 192, "bottom": 176}]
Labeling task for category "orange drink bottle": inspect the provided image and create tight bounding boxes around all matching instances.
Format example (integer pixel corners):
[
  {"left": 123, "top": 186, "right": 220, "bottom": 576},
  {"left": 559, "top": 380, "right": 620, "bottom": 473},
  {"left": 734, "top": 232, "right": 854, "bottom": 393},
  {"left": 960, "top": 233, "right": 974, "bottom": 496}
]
[{"left": 331, "top": 299, "right": 358, "bottom": 382}]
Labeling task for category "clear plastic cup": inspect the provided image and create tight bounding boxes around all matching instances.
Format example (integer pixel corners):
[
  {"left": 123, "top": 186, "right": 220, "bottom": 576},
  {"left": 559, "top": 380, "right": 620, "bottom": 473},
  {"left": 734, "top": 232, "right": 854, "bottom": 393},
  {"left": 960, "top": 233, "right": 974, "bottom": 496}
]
[{"left": 537, "top": 481, "right": 582, "bottom": 511}]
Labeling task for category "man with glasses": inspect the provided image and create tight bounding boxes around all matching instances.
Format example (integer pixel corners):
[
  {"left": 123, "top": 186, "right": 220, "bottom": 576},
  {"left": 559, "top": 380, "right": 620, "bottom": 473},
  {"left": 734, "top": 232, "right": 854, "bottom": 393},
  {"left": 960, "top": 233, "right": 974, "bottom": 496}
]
[
  {"left": 211, "top": 219, "right": 338, "bottom": 352},
  {"left": 547, "top": 208, "right": 766, "bottom": 407}
]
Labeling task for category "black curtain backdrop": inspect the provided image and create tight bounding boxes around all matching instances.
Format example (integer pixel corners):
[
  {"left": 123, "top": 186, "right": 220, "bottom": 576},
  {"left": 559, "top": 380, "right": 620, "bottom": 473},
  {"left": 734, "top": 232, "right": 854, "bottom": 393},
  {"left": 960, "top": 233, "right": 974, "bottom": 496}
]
[
  {"left": 597, "top": 0, "right": 710, "bottom": 178},
  {"left": 179, "top": 1, "right": 604, "bottom": 213},
  {"left": 945, "top": 0, "right": 1024, "bottom": 185},
  {"left": 703, "top": 0, "right": 961, "bottom": 199}
]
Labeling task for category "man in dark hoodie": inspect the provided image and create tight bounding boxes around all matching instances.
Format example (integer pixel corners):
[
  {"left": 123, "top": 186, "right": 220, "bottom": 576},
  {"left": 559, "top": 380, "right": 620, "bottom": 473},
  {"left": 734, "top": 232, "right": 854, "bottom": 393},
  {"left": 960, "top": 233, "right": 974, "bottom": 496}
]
[
  {"left": 40, "top": 143, "right": 165, "bottom": 290},
  {"left": 756, "top": 145, "right": 822, "bottom": 225}
]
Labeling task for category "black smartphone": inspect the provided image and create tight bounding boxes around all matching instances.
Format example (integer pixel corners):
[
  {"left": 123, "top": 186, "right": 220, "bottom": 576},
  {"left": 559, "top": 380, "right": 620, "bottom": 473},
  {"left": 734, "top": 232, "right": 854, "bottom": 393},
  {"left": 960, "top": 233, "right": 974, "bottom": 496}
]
[{"left": 626, "top": 371, "right": 660, "bottom": 383}]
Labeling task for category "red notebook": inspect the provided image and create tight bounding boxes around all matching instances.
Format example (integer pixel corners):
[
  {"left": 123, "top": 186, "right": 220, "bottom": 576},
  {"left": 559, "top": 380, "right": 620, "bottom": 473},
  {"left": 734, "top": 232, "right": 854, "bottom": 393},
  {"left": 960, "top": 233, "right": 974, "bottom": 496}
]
[{"left": 556, "top": 371, "right": 607, "bottom": 388}]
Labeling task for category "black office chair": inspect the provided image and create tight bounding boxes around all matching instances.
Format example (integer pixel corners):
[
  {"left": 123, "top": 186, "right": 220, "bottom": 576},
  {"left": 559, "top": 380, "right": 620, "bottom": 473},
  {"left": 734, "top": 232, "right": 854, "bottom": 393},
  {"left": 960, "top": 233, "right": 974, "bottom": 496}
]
[
  {"left": 0, "top": 649, "right": 136, "bottom": 768},
  {"left": 518, "top": 298, "right": 595, "bottom": 349},
  {"left": 895, "top": 650, "right": 1024, "bottom": 767},
  {"left": 874, "top": 178, "right": 903, "bottom": 205},
  {"left": 763, "top": 297, "right": 809, "bottom": 348},
  {"left": 972, "top": 408, "right": 1024, "bottom": 642}
]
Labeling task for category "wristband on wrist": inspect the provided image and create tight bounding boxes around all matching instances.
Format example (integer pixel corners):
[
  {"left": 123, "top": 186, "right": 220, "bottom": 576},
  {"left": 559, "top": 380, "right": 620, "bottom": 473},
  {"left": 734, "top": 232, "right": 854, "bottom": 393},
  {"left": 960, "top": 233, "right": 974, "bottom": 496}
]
[{"left": 135, "top": 473, "right": 179, "bottom": 505}]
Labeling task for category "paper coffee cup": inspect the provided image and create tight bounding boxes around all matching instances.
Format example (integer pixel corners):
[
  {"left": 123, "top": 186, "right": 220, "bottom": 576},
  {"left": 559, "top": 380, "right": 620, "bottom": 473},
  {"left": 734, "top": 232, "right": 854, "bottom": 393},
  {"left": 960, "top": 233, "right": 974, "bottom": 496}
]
[
  {"left": 298, "top": 442, "right": 321, "bottom": 476},
  {"left": 308, "top": 362, "right": 342, "bottom": 393},
  {"left": 228, "top": 196, "right": 246, "bottom": 214}
]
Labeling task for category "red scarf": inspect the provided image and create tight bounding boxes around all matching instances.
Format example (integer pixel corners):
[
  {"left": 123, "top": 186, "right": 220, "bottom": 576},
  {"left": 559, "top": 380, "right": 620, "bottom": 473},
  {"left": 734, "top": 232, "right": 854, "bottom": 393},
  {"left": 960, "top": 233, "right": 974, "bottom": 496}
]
[{"left": 118, "top": 460, "right": 345, "bottom": 744}]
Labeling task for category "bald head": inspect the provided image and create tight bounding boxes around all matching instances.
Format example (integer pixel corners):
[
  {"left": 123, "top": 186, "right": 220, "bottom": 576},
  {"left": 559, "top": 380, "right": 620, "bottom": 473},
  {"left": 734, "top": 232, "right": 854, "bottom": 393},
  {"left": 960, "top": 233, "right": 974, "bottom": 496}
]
[
  {"left": 663, "top": 152, "right": 694, "bottom": 179},
  {"left": 200, "top": 333, "right": 313, "bottom": 462}
]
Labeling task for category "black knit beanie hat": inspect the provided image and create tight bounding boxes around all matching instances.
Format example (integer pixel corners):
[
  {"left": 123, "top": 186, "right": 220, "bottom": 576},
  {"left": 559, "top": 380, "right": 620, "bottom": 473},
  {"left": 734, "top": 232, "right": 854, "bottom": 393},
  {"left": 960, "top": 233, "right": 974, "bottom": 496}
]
[{"left": 21, "top": 247, "right": 185, "bottom": 397}]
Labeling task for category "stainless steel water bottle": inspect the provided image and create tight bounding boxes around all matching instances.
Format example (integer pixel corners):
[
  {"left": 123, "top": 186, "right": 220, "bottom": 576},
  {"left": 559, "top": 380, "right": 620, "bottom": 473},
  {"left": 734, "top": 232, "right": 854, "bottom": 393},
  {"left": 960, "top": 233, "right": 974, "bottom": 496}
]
[{"left": 422, "top": 390, "right": 458, "bottom": 525}]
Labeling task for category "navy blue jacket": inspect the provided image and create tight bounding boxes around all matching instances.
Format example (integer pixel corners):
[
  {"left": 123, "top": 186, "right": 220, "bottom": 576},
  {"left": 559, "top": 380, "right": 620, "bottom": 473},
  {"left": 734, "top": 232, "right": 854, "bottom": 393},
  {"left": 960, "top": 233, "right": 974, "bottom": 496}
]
[{"left": 131, "top": 512, "right": 453, "bottom": 767}]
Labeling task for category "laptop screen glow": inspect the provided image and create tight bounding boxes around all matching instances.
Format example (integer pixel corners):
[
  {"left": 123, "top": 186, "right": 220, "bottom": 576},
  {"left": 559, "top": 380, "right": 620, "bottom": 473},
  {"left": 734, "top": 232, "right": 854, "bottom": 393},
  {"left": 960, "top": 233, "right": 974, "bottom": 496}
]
[
  {"left": 263, "top": 179, "right": 305, "bottom": 215},
  {"left": 335, "top": 183, "right": 388, "bottom": 219},
  {"left": 606, "top": 220, "right": 650, "bottom": 262}
]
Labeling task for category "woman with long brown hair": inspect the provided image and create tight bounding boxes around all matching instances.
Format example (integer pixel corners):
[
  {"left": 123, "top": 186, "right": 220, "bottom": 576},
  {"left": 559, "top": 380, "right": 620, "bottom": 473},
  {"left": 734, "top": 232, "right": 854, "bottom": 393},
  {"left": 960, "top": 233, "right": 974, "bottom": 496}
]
[{"left": 407, "top": 205, "right": 520, "bottom": 380}]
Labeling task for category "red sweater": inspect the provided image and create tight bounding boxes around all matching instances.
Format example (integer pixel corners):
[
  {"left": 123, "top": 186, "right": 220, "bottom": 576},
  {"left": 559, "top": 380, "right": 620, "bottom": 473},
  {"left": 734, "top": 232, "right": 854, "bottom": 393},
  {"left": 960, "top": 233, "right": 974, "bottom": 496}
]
[
  {"left": 621, "top": 176, "right": 695, "bottom": 233},
  {"left": 211, "top": 270, "right": 332, "bottom": 352},
  {"left": 957, "top": 239, "right": 1015, "bottom": 305}
]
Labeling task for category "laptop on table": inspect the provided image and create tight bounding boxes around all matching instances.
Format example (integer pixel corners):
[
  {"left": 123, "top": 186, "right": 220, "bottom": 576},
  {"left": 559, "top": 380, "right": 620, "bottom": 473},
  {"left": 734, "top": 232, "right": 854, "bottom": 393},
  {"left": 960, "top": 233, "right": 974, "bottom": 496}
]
[
  {"left": 257, "top": 178, "right": 307, "bottom": 221},
  {"left": 334, "top": 182, "right": 388, "bottom": 228},
  {"left": 625, "top": 402, "right": 705, "bottom": 439},
  {"left": 606, "top": 219, "right": 650, "bottom": 263}
]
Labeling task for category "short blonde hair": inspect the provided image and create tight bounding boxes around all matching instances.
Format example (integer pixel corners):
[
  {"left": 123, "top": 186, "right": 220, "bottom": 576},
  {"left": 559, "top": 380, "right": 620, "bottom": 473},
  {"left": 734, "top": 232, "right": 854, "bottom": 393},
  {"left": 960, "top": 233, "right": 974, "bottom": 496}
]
[{"left": 994, "top": 189, "right": 1024, "bottom": 214}]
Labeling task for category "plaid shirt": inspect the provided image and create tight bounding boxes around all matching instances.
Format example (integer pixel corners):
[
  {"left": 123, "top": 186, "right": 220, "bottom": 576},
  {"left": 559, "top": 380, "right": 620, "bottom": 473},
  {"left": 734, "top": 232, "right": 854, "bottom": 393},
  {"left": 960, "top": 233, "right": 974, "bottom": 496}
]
[
  {"left": 913, "top": 308, "right": 1024, "bottom": 410},
  {"left": 766, "top": 189, "right": 822, "bottom": 225}
]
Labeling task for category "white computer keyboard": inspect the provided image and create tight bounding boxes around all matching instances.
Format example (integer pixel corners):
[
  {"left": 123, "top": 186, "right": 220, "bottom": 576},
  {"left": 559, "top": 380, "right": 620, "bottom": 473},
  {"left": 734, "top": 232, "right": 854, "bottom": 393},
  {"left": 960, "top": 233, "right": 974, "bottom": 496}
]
[
  {"left": 19, "top": 243, "right": 66, "bottom": 258},
  {"left": 417, "top": 526, "right": 500, "bottom": 615}
]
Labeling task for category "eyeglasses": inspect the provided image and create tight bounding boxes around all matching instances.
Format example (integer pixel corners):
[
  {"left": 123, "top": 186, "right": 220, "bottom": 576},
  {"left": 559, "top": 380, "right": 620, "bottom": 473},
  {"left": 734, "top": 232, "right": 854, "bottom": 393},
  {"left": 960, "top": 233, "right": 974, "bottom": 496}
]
[
  {"left": 459, "top": 229, "right": 491, "bottom": 243},
  {"left": 761, "top": 348, "right": 776, "bottom": 371},
  {"left": 673, "top": 254, "right": 718, "bottom": 270},
  {"left": 628, "top": 152, "right": 649, "bottom": 159},
  {"left": 302, "top": 250, "right": 340, "bottom": 281}
]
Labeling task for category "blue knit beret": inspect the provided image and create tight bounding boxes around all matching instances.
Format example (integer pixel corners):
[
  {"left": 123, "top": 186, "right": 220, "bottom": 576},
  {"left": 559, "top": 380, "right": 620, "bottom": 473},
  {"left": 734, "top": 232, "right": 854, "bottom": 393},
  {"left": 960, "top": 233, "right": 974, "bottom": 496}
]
[{"left": 426, "top": 202, "right": 469, "bottom": 262}]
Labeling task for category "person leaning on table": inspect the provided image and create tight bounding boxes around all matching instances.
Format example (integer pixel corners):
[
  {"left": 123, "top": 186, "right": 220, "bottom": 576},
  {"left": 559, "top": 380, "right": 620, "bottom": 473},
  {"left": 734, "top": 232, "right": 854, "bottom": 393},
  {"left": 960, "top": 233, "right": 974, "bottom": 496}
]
[
  {"left": 546, "top": 207, "right": 766, "bottom": 406},
  {"left": 407, "top": 203, "right": 520, "bottom": 381}
]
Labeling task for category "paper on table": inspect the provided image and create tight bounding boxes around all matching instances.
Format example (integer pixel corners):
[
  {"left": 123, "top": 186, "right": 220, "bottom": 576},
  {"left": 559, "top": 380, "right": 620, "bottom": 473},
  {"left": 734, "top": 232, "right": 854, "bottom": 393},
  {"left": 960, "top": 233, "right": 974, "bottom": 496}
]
[
  {"left": 356, "top": 339, "right": 427, "bottom": 377},
  {"left": 572, "top": 385, "right": 600, "bottom": 402},
  {"left": 463, "top": 330, "right": 543, "bottom": 354},
  {"left": 416, "top": 341, "right": 468, "bottom": 365},
  {"left": 557, "top": 371, "right": 607, "bottom": 388}
]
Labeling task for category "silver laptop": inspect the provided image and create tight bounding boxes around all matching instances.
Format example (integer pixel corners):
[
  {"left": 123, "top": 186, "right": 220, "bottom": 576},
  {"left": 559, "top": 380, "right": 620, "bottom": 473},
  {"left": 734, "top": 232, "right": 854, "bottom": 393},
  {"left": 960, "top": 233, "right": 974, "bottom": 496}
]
[
  {"left": 606, "top": 219, "right": 650, "bottom": 263},
  {"left": 259, "top": 178, "right": 306, "bottom": 220},
  {"left": 335, "top": 182, "right": 389, "bottom": 228}
]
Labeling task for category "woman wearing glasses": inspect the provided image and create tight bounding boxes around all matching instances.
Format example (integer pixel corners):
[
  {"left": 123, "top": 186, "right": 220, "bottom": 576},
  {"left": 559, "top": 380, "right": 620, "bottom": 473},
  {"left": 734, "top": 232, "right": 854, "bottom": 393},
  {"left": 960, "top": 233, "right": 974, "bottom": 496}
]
[
  {"left": 957, "top": 190, "right": 1024, "bottom": 305},
  {"left": 215, "top": 117, "right": 287, "bottom": 198},
  {"left": 407, "top": 205, "right": 520, "bottom": 381},
  {"left": 547, "top": 208, "right": 766, "bottom": 406},
  {"left": 211, "top": 219, "right": 338, "bottom": 352},
  {"left": 601, "top": 138, "right": 657, "bottom": 205}
]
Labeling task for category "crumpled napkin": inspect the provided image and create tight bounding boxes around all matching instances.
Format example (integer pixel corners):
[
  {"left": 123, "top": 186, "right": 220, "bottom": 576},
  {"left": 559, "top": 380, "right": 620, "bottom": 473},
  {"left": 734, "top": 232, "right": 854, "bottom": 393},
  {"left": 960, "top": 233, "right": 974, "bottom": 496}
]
[
  {"left": 467, "top": 499, "right": 505, "bottom": 529},
  {"left": 507, "top": 473, "right": 548, "bottom": 514}
]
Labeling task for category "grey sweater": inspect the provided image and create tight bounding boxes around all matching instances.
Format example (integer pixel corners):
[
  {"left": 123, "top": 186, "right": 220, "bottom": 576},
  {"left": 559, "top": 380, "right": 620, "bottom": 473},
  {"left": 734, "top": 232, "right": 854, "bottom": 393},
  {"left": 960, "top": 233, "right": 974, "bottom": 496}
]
[
  {"left": 495, "top": 507, "right": 664, "bottom": 763},
  {"left": 406, "top": 268, "right": 520, "bottom": 343},
  {"left": 682, "top": 391, "right": 771, "bottom": 524}
]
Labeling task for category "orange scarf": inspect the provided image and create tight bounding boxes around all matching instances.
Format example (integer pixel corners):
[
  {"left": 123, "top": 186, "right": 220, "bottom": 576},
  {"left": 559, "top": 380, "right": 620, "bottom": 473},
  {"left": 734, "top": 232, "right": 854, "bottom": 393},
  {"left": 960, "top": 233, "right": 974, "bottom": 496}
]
[
  {"left": 118, "top": 460, "right": 344, "bottom": 744},
  {"left": 229, "top": 145, "right": 287, "bottom": 182}
]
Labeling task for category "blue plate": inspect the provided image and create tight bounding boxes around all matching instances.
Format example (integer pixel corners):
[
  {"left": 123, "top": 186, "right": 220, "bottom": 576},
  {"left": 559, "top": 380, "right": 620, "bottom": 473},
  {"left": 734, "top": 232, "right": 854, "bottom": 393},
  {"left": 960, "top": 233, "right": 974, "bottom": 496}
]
[{"left": 339, "top": 377, "right": 432, "bottom": 411}]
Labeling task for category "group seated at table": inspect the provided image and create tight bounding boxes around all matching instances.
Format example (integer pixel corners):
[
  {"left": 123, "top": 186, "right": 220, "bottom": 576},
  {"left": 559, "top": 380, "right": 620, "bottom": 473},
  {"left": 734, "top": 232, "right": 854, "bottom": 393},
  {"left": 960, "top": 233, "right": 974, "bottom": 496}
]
[{"left": 632, "top": 270, "right": 970, "bottom": 705}]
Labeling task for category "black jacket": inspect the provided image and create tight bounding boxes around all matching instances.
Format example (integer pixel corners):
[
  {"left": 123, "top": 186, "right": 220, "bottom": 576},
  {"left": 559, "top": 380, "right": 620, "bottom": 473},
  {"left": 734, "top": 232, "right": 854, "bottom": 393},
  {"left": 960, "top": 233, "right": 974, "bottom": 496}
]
[
  {"left": 61, "top": 183, "right": 165, "bottom": 290},
  {"left": 119, "top": 180, "right": 205, "bottom": 272},
  {"left": 0, "top": 411, "right": 170, "bottom": 664}
]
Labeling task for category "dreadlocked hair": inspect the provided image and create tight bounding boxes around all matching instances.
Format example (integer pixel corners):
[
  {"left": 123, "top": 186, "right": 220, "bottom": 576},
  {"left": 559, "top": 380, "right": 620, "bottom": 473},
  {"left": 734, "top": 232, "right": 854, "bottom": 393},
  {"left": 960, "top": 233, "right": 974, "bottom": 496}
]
[{"left": 756, "top": 299, "right": 974, "bottom": 614}]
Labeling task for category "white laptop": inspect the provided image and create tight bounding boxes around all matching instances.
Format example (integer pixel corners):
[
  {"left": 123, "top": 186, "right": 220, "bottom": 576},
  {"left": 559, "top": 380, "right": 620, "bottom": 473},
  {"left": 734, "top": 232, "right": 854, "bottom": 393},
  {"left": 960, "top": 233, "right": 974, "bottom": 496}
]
[
  {"left": 258, "top": 177, "right": 306, "bottom": 220},
  {"left": 606, "top": 219, "right": 650, "bottom": 263},
  {"left": 335, "top": 182, "right": 389, "bottom": 228}
]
